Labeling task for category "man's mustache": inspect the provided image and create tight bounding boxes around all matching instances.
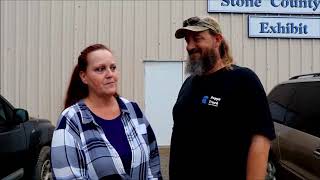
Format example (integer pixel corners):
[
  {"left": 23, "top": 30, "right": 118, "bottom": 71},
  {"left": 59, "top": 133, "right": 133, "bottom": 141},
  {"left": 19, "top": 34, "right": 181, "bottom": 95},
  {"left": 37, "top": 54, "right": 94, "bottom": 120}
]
[{"left": 188, "top": 48, "right": 201, "bottom": 56}]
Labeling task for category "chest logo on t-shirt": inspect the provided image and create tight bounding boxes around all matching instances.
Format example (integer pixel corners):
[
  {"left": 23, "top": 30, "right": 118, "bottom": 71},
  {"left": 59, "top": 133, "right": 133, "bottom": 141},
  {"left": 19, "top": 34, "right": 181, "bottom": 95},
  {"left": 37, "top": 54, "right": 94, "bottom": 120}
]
[{"left": 201, "top": 96, "right": 221, "bottom": 107}]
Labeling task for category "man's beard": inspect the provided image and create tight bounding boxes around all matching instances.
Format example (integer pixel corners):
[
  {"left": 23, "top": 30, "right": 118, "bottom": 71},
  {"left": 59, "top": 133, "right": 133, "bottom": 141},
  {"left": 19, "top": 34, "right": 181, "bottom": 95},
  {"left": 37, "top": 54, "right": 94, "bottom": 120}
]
[{"left": 185, "top": 48, "right": 218, "bottom": 76}]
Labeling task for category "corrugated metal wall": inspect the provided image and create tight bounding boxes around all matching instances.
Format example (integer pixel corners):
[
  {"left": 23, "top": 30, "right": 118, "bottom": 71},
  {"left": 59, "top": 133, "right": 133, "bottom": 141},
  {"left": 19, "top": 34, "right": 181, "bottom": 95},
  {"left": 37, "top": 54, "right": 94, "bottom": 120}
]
[{"left": 1, "top": 0, "right": 320, "bottom": 124}]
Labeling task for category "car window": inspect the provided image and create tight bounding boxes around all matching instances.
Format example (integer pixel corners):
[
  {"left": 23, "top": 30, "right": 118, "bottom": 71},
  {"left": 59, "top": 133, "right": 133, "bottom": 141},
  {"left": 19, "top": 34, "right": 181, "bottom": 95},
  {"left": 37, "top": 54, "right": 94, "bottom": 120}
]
[
  {"left": 269, "top": 102, "right": 287, "bottom": 123},
  {"left": 287, "top": 82, "right": 320, "bottom": 137},
  {"left": 0, "top": 96, "right": 13, "bottom": 126},
  {"left": 268, "top": 83, "right": 297, "bottom": 124},
  {"left": 0, "top": 102, "right": 6, "bottom": 125}
]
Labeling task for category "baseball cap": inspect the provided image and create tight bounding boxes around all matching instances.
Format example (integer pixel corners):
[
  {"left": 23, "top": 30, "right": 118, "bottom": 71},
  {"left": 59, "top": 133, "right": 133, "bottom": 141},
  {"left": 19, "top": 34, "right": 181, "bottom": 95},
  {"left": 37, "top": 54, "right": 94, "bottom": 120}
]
[{"left": 175, "top": 16, "right": 222, "bottom": 39}]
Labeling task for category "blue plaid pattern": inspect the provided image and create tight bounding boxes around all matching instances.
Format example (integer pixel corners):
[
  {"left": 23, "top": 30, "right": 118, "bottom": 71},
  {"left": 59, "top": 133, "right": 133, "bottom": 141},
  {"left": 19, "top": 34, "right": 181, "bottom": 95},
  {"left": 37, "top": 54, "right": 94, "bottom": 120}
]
[{"left": 51, "top": 97, "right": 162, "bottom": 180}]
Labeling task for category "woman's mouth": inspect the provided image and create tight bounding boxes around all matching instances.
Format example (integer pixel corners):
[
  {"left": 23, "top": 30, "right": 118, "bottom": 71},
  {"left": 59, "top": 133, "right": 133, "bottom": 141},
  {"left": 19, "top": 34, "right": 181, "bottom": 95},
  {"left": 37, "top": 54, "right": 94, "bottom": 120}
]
[{"left": 105, "top": 82, "right": 115, "bottom": 85}]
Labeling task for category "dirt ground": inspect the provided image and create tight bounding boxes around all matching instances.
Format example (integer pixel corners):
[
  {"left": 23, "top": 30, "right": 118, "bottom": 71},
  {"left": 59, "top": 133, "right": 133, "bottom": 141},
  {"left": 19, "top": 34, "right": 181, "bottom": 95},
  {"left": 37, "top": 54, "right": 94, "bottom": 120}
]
[{"left": 159, "top": 147, "right": 170, "bottom": 180}]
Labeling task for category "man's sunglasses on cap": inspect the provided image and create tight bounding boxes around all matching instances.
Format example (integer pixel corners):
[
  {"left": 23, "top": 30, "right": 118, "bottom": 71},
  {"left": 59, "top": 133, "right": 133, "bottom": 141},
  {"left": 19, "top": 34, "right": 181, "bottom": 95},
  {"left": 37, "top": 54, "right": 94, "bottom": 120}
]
[
  {"left": 183, "top": 17, "right": 205, "bottom": 27},
  {"left": 182, "top": 16, "right": 221, "bottom": 34}
]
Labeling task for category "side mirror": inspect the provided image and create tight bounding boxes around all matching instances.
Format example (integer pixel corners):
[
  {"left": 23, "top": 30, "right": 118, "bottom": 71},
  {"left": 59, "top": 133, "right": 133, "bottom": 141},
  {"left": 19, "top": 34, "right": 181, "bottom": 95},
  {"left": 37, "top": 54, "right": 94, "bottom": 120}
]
[{"left": 13, "top": 109, "right": 29, "bottom": 124}]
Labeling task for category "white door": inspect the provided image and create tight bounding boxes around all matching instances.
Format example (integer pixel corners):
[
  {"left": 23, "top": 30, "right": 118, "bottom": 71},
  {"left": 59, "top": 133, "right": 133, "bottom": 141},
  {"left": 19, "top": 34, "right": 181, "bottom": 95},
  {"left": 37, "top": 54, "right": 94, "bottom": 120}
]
[{"left": 144, "top": 61, "right": 184, "bottom": 146}]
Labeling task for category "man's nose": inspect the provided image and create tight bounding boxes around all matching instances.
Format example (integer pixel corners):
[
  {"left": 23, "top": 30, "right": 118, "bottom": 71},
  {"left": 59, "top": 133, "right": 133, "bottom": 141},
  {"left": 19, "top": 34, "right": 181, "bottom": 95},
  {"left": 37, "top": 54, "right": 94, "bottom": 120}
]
[{"left": 186, "top": 40, "right": 195, "bottom": 52}]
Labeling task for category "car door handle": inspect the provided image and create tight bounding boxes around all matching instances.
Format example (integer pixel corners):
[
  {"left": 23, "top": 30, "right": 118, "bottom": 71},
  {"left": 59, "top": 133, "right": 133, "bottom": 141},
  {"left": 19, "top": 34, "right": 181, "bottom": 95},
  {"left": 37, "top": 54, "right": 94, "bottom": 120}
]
[{"left": 313, "top": 149, "right": 320, "bottom": 159}]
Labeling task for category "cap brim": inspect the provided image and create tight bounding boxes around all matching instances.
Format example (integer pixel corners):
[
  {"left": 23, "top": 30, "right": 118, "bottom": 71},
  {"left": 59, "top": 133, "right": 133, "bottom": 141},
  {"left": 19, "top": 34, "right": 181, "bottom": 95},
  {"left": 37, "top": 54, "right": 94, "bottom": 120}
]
[{"left": 175, "top": 26, "right": 209, "bottom": 39}]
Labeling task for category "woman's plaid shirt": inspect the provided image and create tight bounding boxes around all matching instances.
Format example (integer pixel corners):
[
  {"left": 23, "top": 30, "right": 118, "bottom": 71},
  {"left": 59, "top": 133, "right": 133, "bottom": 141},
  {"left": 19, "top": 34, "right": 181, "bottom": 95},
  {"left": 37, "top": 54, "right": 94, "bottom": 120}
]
[{"left": 51, "top": 97, "right": 162, "bottom": 180}]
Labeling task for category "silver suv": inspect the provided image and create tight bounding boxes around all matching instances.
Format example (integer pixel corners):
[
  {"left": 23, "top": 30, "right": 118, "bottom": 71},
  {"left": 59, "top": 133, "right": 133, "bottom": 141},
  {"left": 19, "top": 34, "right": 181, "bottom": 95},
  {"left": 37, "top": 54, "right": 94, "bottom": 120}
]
[{"left": 267, "top": 73, "right": 320, "bottom": 180}]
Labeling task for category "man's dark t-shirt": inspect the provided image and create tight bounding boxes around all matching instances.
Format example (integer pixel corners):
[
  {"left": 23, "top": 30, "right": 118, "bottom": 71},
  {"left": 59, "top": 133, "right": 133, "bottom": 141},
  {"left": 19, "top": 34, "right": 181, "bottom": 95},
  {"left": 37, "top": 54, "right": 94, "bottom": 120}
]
[{"left": 169, "top": 65, "right": 275, "bottom": 179}]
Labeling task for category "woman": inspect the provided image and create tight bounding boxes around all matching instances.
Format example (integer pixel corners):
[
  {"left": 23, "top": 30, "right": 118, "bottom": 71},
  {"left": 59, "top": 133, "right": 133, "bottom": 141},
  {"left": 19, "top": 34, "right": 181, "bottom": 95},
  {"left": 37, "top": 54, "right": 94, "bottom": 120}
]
[{"left": 51, "top": 44, "right": 162, "bottom": 180}]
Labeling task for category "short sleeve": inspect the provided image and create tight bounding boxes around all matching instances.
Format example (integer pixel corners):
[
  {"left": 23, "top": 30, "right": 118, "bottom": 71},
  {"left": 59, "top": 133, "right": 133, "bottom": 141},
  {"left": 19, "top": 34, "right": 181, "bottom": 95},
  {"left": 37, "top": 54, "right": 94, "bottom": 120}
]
[{"left": 242, "top": 69, "right": 276, "bottom": 140}]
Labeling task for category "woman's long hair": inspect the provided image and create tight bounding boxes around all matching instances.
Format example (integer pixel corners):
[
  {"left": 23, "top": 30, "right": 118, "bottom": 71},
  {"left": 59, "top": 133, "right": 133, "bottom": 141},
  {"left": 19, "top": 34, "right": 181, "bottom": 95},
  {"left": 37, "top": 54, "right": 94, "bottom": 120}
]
[{"left": 64, "top": 44, "right": 111, "bottom": 109}]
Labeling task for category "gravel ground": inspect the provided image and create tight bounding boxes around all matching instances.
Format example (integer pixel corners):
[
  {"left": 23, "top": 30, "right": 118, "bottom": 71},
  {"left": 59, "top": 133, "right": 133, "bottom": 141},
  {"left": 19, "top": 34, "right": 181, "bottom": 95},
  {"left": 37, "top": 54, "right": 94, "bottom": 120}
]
[{"left": 159, "top": 147, "right": 170, "bottom": 180}]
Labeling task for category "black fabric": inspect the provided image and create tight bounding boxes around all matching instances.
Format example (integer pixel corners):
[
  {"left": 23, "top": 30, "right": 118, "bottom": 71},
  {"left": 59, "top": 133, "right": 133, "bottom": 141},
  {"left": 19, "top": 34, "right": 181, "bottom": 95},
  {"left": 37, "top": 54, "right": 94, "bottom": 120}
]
[
  {"left": 100, "top": 174, "right": 122, "bottom": 180},
  {"left": 169, "top": 65, "right": 275, "bottom": 180}
]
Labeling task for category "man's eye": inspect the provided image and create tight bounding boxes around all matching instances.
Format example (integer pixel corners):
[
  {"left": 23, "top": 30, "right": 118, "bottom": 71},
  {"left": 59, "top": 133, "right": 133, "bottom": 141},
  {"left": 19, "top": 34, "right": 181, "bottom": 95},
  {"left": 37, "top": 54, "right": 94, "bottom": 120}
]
[{"left": 194, "top": 37, "right": 201, "bottom": 42}]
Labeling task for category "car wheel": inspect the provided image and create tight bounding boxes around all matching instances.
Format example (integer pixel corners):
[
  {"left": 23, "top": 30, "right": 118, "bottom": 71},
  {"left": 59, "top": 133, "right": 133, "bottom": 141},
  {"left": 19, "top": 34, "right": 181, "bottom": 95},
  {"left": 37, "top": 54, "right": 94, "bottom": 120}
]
[
  {"left": 266, "top": 159, "right": 277, "bottom": 180},
  {"left": 34, "top": 146, "right": 52, "bottom": 180}
]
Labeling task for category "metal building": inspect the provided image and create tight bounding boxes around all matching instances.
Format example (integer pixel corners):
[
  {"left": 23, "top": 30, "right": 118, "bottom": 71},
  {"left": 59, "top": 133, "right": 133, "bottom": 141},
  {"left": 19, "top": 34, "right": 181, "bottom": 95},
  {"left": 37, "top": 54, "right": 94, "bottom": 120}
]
[{"left": 1, "top": 0, "right": 320, "bottom": 138}]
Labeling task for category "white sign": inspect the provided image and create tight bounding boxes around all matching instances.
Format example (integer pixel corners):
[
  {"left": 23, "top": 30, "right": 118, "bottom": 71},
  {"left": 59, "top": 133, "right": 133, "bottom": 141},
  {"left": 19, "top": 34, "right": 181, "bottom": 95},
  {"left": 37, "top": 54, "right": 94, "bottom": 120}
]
[
  {"left": 248, "top": 16, "right": 320, "bottom": 38},
  {"left": 208, "top": 0, "right": 320, "bottom": 14}
]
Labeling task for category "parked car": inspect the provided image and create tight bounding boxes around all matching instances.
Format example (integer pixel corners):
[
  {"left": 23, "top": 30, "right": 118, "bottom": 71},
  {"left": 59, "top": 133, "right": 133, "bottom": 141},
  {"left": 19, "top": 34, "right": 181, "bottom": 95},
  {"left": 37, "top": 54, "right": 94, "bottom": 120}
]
[
  {"left": 0, "top": 94, "right": 55, "bottom": 180},
  {"left": 266, "top": 73, "right": 320, "bottom": 180}
]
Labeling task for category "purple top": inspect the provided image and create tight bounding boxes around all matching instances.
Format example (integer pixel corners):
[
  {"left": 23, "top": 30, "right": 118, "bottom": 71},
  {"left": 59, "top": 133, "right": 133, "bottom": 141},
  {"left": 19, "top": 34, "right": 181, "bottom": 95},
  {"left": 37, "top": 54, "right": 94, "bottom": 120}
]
[{"left": 92, "top": 112, "right": 132, "bottom": 175}]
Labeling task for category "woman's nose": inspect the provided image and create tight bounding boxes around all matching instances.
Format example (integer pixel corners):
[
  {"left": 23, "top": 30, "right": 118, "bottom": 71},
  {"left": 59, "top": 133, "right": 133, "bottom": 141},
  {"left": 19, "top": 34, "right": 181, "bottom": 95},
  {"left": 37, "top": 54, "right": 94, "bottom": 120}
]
[{"left": 105, "top": 68, "right": 113, "bottom": 77}]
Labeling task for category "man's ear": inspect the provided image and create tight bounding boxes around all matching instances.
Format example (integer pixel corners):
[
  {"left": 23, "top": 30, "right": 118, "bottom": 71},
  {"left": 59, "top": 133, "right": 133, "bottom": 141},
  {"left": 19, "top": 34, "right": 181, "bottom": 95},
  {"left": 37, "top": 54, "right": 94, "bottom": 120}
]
[
  {"left": 214, "top": 34, "right": 223, "bottom": 47},
  {"left": 79, "top": 71, "right": 88, "bottom": 84}
]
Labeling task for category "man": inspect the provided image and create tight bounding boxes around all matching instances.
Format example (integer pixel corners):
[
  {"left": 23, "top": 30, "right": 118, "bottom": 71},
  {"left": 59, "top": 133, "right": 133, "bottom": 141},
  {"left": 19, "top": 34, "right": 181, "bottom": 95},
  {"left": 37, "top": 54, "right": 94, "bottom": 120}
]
[{"left": 169, "top": 16, "right": 275, "bottom": 180}]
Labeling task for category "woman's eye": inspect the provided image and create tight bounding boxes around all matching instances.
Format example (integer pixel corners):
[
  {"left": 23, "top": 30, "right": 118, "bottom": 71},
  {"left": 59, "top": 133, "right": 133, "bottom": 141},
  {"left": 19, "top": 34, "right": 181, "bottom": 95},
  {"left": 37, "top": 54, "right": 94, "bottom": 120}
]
[
  {"left": 95, "top": 67, "right": 106, "bottom": 72},
  {"left": 110, "top": 65, "right": 116, "bottom": 71}
]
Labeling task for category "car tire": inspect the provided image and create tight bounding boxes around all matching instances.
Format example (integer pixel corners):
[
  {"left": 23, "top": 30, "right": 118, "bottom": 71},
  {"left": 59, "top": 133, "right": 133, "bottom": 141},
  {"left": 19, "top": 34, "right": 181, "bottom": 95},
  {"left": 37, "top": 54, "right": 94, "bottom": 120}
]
[
  {"left": 34, "top": 146, "right": 52, "bottom": 180},
  {"left": 266, "top": 158, "right": 277, "bottom": 180}
]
